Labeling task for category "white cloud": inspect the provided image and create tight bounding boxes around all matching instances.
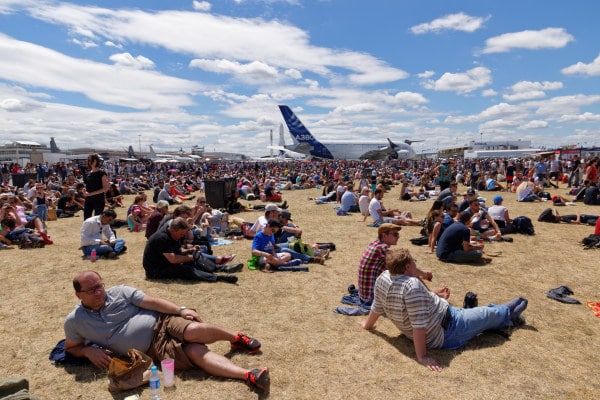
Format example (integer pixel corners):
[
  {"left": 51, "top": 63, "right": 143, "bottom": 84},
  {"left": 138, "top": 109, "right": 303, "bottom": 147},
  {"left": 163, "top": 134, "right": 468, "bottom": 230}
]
[
  {"left": 521, "top": 120, "right": 548, "bottom": 129},
  {"left": 482, "top": 89, "right": 497, "bottom": 97},
  {"left": 0, "top": 33, "right": 202, "bottom": 110},
  {"left": 411, "top": 12, "right": 488, "bottom": 34},
  {"left": 503, "top": 80, "right": 563, "bottom": 101},
  {"left": 418, "top": 70, "right": 435, "bottom": 79},
  {"left": 284, "top": 68, "right": 302, "bottom": 79},
  {"left": 27, "top": 3, "right": 407, "bottom": 86},
  {"left": 190, "top": 59, "right": 279, "bottom": 83},
  {"left": 71, "top": 38, "right": 97, "bottom": 49},
  {"left": 562, "top": 53, "right": 600, "bottom": 76},
  {"left": 482, "top": 27, "right": 574, "bottom": 54},
  {"left": 558, "top": 112, "right": 600, "bottom": 123},
  {"left": 104, "top": 41, "right": 123, "bottom": 49},
  {"left": 393, "top": 91, "right": 428, "bottom": 107},
  {"left": 424, "top": 67, "right": 491, "bottom": 94},
  {"left": 192, "top": 1, "right": 211, "bottom": 12},
  {"left": 531, "top": 94, "right": 600, "bottom": 116},
  {"left": 109, "top": 53, "right": 155, "bottom": 70}
]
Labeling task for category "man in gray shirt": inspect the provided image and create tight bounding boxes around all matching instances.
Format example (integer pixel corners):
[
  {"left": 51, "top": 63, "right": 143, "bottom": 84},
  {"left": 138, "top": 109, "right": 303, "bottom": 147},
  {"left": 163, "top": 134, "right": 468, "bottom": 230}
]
[{"left": 63, "top": 270, "right": 270, "bottom": 393}]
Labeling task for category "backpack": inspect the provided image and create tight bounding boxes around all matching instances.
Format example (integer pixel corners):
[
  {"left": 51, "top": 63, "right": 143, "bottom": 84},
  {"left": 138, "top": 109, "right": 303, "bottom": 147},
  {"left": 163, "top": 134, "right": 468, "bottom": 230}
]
[
  {"left": 581, "top": 234, "right": 600, "bottom": 249},
  {"left": 511, "top": 216, "right": 535, "bottom": 235},
  {"left": 290, "top": 237, "right": 315, "bottom": 256}
]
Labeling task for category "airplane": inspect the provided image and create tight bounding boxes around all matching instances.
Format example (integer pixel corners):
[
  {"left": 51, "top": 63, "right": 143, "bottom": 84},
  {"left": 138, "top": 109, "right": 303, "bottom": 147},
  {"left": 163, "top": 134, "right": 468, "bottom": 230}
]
[
  {"left": 278, "top": 105, "right": 417, "bottom": 160},
  {"left": 118, "top": 145, "right": 138, "bottom": 162},
  {"left": 148, "top": 145, "right": 195, "bottom": 163},
  {"left": 264, "top": 123, "right": 307, "bottom": 161}
]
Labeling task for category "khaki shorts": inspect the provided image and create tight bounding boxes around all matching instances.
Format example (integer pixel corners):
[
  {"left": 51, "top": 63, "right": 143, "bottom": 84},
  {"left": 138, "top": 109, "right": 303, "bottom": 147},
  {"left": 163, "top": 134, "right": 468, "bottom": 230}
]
[{"left": 148, "top": 314, "right": 196, "bottom": 370}]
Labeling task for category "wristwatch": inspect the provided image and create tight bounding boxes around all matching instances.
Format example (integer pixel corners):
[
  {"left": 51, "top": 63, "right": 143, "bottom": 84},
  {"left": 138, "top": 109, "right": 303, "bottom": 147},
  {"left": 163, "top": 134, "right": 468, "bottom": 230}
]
[{"left": 178, "top": 306, "right": 188, "bottom": 314}]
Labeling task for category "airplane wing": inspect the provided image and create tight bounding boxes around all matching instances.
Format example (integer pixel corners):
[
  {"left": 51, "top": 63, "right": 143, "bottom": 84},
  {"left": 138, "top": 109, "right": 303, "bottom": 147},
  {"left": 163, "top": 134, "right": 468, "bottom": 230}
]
[{"left": 359, "top": 148, "right": 399, "bottom": 161}]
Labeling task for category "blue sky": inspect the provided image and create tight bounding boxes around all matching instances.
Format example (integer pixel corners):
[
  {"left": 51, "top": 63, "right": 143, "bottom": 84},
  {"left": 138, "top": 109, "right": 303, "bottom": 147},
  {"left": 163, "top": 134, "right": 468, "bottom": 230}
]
[{"left": 1, "top": 0, "right": 600, "bottom": 157}]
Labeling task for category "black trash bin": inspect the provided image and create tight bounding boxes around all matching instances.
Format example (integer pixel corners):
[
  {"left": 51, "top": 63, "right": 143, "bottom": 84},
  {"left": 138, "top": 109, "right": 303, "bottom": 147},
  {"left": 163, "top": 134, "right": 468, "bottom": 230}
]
[
  {"left": 11, "top": 173, "right": 37, "bottom": 188},
  {"left": 204, "top": 179, "right": 237, "bottom": 209}
]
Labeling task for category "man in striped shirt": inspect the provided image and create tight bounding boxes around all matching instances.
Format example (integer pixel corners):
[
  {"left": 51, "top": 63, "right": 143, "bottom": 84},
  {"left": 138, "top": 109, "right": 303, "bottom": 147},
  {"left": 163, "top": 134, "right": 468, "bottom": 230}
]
[{"left": 361, "top": 248, "right": 528, "bottom": 372}]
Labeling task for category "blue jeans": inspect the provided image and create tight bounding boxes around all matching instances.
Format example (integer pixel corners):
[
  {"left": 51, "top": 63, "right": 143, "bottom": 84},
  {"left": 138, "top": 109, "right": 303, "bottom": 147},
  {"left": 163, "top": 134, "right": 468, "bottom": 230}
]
[
  {"left": 442, "top": 305, "right": 511, "bottom": 350},
  {"left": 82, "top": 238, "right": 126, "bottom": 257},
  {"left": 36, "top": 204, "right": 48, "bottom": 222},
  {"left": 278, "top": 247, "right": 311, "bottom": 263}
]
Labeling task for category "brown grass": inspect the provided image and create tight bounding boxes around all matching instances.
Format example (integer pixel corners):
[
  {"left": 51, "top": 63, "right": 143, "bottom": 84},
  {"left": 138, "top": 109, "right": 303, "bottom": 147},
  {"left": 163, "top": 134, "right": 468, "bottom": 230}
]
[{"left": 1, "top": 182, "right": 599, "bottom": 400}]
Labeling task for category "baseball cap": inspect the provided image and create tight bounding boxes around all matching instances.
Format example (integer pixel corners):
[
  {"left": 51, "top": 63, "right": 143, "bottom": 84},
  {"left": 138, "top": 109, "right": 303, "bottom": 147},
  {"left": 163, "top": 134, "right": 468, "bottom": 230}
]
[
  {"left": 280, "top": 210, "right": 292, "bottom": 221},
  {"left": 493, "top": 195, "right": 503, "bottom": 204},
  {"left": 265, "top": 203, "right": 281, "bottom": 213}
]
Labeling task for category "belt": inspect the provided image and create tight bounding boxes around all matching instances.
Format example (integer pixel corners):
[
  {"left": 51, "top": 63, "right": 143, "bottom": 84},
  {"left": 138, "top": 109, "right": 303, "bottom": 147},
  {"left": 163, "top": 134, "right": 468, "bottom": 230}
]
[{"left": 440, "top": 307, "right": 452, "bottom": 330}]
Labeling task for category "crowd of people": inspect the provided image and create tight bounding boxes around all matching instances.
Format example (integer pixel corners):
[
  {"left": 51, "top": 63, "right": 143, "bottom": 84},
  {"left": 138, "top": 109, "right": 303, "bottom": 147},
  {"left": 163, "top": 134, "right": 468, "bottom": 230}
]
[{"left": 3, "top": 151, "right": 600, "bottom": 393}]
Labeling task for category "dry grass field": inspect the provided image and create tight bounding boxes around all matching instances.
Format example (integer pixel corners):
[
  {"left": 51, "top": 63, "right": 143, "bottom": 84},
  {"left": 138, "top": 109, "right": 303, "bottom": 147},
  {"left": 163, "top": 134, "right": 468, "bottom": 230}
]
[{"left": 1, "top": 180, "right": 599, "bottom": 400}]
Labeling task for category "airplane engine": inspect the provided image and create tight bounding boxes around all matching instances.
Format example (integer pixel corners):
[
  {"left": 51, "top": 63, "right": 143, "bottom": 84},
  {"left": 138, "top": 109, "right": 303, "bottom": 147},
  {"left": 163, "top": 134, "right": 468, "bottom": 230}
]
[{"left": 387, "top": 152, "right": 399, "bottom": 161}]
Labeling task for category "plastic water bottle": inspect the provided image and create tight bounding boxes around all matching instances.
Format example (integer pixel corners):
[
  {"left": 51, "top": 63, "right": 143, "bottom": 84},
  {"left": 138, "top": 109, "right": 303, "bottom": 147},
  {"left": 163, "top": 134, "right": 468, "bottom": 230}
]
[
  {"left": 90, "top": 249, "right": 97, "bottom": 263},
  {"left": 149, "top": 365, "right": 161, "bottom": 400}
]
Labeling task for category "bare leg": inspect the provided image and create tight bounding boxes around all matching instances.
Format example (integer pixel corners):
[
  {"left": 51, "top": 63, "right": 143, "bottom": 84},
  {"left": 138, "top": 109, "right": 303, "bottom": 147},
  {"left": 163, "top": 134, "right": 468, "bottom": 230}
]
[
  {"left": 183, "top": 322, "right": 236, "bottom": 344},
  {"left": 183, "top": 343, "right": 248, "bottom": 379}
]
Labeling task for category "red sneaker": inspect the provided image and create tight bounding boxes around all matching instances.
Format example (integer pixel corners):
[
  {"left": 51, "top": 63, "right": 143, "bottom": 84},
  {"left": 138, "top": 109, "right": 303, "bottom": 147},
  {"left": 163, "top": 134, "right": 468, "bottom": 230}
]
[{"left": 231, "top": 331, "right": 261, "bottom": 353}]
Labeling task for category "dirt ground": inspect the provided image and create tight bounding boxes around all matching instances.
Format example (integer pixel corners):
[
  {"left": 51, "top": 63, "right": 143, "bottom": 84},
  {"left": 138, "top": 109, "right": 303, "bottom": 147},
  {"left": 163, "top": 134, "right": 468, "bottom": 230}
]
[{"left": 1, "top": 180, "right": 599, "bottom": 400}]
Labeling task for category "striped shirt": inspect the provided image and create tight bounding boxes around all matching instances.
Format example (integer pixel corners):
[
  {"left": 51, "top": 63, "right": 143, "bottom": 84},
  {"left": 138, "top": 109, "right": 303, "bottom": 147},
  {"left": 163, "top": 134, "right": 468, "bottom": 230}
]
[{"left": 372, "top": 270, "right": 448, "bottom": 349}]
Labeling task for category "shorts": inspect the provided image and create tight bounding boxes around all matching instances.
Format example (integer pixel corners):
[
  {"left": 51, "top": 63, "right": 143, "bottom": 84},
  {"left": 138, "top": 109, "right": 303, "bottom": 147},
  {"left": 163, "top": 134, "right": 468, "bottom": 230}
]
[{"left": 147, "top": 314, "right": 196, "bottom": 370}]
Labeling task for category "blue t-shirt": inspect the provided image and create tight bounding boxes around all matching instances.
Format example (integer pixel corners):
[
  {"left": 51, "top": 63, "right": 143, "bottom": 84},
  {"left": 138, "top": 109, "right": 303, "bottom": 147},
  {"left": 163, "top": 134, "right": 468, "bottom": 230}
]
[
  {"left": 252, "top": 231, "right": 275, "bottom": 253},
  {"left": 436, "top": 222, "right": 470, "bottom": 260}
]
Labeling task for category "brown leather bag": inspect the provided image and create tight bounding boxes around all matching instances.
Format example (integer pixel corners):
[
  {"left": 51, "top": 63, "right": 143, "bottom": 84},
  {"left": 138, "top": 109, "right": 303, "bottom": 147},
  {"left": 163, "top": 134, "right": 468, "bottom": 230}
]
[{"left": 107, "top": 349, "right": 155, "bottom": 392}]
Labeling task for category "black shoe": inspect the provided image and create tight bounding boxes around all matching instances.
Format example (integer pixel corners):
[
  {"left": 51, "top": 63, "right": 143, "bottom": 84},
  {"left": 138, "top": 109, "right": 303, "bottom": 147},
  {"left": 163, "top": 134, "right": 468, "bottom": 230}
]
[
  {"left": 221, "top": 263, "right": 244, "bottom": 273},
  {"left": 501, "top": 236, "right": 513, "bottom": 242},
  {"left": 281, "top": 200, "right": 288, "bottom": 209},
  {"left": 216, "top": 274, "right": 238, "bottom": 284}
]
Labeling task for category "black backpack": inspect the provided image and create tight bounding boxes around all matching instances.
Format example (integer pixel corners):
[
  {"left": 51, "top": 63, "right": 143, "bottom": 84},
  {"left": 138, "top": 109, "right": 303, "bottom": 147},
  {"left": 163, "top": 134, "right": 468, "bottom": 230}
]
[
  {"left": 582, "top": 234, "right": 600, "bottom": 249},
  {"left": 512, "top": 216, "right": 535, "bottom": 235}
]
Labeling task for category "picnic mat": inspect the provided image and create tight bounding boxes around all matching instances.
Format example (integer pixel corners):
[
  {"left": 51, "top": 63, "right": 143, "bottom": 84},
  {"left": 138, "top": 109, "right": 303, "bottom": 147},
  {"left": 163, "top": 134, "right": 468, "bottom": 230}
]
[{"left": 211, "top": 238, "right": 233, "bottom": 246}]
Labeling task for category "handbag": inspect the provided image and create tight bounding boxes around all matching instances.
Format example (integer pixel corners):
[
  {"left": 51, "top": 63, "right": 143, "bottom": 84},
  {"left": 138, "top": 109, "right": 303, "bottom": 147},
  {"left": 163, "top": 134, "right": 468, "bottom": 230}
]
[{"left": 107, "top": 349, "right": 155, "bottom": 392}]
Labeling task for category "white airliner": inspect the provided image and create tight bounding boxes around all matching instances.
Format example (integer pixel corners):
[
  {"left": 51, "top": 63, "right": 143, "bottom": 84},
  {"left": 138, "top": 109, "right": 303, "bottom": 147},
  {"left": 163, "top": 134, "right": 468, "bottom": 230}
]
[
  {"left": 148, "top": 145, "right": 195, "bottom": 163},
  {"left": 278, "top": 105, "right": 418, "bottom": 160}
]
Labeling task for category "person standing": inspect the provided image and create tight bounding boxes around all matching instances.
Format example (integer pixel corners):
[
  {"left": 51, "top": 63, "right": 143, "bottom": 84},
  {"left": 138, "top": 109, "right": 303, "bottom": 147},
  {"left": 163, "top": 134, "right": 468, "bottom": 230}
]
[{"left": 83, "top": 154, "right": 109, "bottom": 220}]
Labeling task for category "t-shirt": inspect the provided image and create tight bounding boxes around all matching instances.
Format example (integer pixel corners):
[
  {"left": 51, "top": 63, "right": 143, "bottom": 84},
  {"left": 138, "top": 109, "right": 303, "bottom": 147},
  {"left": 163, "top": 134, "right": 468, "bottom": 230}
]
[
  {"left": 436, "top": 222, "right": 470, "bottom": 260},
  {"left": 340, "top": 190, "right": 357, "bottom": 212},
  {"left": 143, "top": 229, "right": 181, "bottom": 278},
  {"left": 64, "top": 285, "right": 157, "bottom": 356},
  {"left": 85, "top": 170, "right": 107, "bottom": 194},
  {"left": 252, "top": 231, "right": 275, "bottom": 254},
  {"left": 368, "top": 198, "right": 384, "bottom": 222},
  {"left": 371, "top": 271, "right": 447, "bottom": 349}
]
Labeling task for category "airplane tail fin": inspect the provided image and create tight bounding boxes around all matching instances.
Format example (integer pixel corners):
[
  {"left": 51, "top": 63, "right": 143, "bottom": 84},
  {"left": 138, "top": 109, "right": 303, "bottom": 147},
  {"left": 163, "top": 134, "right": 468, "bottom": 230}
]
[
  {"left": 387, "top": 138, "right": 399, "bottom": 149},
  {"left": 148, "top": 145, "right": 157, "bottom": 158},
  {"left": 127, "top": 145, "right": 136, "bottom": 158},
  {"left": 279, "top": 105, "right": 317, "bottom": 145}
]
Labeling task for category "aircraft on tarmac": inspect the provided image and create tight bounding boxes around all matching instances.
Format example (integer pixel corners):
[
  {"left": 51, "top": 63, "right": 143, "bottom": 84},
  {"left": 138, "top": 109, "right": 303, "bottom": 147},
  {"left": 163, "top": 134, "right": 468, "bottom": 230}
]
[
  {"left": 148, "top": 145, "right": 195, "bottom": 163},
  {"left": 260, "top": 123, "right": 307, "bottom": 161},
  {"left": 278, "top": 105, "right": 417, "bottom": 160}
]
